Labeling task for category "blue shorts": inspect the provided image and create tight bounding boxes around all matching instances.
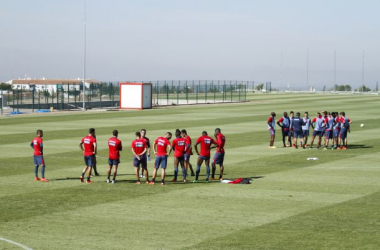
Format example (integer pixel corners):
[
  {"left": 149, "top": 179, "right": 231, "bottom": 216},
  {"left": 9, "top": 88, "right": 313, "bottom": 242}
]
[
  {"left": 33, "top": 155, "right": 45, "bottom": 167},
  {"left": 325, "top": 130, "right": 333, "bottom": 139},
  {"left": 213, "top": 152, "right": 225, "bottom": 165},
  {"left": 184, "top": 153, "right": 191, "bottom": 162},
  {"left": 198, "top": 155, "right": 210, "bottom": 161},
  {"left": 293, "top": 130, "right": 303, "bottom": 139},
  {"left": 154, "top": 155, "right": 167, "bottom": 169},
  {"left": 108, "top": 158, "right": 120, "bottom": 166},
  {"left": 302, "top": 130, "right": 309, "bottom": 137},
  {"left": 340, "top": 128, "right": 348, "bottom": 141},
  {"left": 133, "top": 155, "right": 147, "bottom": 169},
  {"left": 333, "top": 129, "right": 340, "bottom": 138},
  {"left": 282, "top": 128, "right": 290, "bottom": 137},
  {"left": 269, "top": 129, "right": 275, "bottom": 136},
  {"left": 84, "top": 155, "right": 95, "bottom": 167},
  {"left": 312, "top": 130, "right": 322, "bottom": 137},
  {"left": 175, "top": 156, "right": 185, "bottom": 164}
]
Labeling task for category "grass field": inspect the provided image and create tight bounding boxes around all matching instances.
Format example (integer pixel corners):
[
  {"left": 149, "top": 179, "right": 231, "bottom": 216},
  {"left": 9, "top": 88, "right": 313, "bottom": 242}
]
[{"left": 1, "top": 93, "right": 380, "bottom": 250}]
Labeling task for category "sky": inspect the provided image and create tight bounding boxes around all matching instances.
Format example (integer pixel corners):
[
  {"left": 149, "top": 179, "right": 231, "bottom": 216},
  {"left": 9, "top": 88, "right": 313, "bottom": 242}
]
[{"left": 0, "top": 0, "right": 379, "bottom": 90}]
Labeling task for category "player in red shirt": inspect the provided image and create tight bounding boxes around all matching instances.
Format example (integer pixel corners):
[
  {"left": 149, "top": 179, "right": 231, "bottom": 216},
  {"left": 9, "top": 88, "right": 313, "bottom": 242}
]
[
  {"left": 107, "top": 130, "right": 122, "bottom": 184},
  {"left": 79, "top": 128, "right": 97, "bottom": 184},
  {"left": 171, "top": 130, "right": 187, "bottom": 182},
  {"left": 194, "top": 131, "right": 218, "bottom": 183},
  {"left": 267, "top": 112, "right": 276, "bottom": 148},
  {"left": 150, "top": 132, "right": 172, "bottom": 185},
  {"left": 131, "top": 131, "right": 148, "bottom": 184},
  {"left": 181, "top": 129, "right": 195, "bottom": 176},
  {"left": 30, "top": 129, "right": 49, "bottom": 182},
  {"left": 139, "top": 129, "right": 151, "bottom": 179},
  {"left": 211, "top": 128, "right": 226, "bottom": 180}
]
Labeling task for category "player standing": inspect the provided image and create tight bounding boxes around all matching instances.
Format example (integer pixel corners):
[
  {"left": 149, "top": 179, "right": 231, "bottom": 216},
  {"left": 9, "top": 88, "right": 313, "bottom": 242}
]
[
  {"left": 150, "top": 132, "right": 172, "bottom": 185},
  {"left": 309, "top": 112, "right": 325, "bottom": 149},
  {"left": 139, "top": 129, "right": 151, "bottom": 178},
  {"left": 181, "top": 129, "right": 195, "bottom": 176},
  {"left": 30, "top": 129, "right": 49, "bottom": 182},
  {"left": 267, "top": 112, "right": 276, "bottom": 148},
  {"left": 302, "top": 112, "right": 311, "bottom": 147},
  {"left": 290, "top": 112, "right": 304, "bottom": 149},
  {"left": 288, "top": 111, "right": 295, "bottom": 147},
  {"left": 171, "top": 130, "right": 187, "bottom": 182},
  {"left": 193, "top": 131, "right": 218, "bottom": 183},
  {"left": 323, "top": 112, "right": 335, "bottom": 149},
  {"left": 131, "top": 131, "right": 149, "bottom": 184},
  {"left": 277, "top": 112, "right": 291, "bottom": 147},
  {"left": 332, "top": 112, "right": 340, "bottom": 149},
  {"left": 338, "top": 112, "right": 351, "bottom": 150},
  {"left": 211, "top": 128, "right": 226, "bottom": 180},
  {"left": 79, "top": 128, "right": 97, "bottom": 184},
  {"left": 107, "top": 130, "right": 122, "bottom": 184}
]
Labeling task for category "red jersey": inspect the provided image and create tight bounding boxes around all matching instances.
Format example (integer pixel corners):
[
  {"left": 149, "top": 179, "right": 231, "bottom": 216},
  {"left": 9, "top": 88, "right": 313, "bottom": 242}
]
[
  {"left": 108, "top": 137, "right": 122, "bottom": 160},
  {"left": 155, "top": 137, "right": 171, "bottom": 156},
  {"left": 196, "top": 135, "right": 218, "bottom": 157},
  {"left": 31, "top": 137, "right": 43, "bottom": 156},
  {"left": 172, "top": 137, "right": 186, "bottom": 157},
  {"left": 131, "top": 139, "right": 147, "bottom": 156},
  {"left": 81, "top": 135, "right": 96, "bottom": 156},
  {"left": 215, "top": 133, "right": 226, "bottom": 153},
  {"left": 184, "top": 135, "right": 192, "bottom": 154}
]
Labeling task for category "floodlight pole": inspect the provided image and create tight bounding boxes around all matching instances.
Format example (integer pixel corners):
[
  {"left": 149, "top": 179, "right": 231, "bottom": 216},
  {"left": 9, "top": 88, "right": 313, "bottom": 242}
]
[{"left": 83, "top": 0, "right": 87, "bottom": 110}]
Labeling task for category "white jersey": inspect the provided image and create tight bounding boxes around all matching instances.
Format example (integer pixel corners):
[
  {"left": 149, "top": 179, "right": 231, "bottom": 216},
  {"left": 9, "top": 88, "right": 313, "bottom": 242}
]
[{"left": 302, "top": 118, "right": 311, "bottom": 130}]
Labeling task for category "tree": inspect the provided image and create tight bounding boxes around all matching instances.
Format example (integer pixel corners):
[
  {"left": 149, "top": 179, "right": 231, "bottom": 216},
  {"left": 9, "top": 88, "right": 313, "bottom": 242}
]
[
  {"left": 255, "top": 83, "right": 264, "bottom": 91},
  {"left": 333, "top": 84, "right": 351, "bottom": 91},
  {"left": 0, "top": 83, "right": 12, "bottom": 91},
  {"left": 355, "top": 85, "right": 371, "bottom": 92}
]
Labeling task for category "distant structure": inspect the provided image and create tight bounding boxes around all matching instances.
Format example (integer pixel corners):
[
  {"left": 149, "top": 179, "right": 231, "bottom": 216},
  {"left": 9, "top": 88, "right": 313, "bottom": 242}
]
[{"left": 6, "top": 78, "right": 100, "bottom": 94}]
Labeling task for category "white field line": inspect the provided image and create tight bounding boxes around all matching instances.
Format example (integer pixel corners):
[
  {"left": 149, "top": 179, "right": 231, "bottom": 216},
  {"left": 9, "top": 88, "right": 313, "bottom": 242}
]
[{"left": 0, "top": 237, "right": 33, "bottom": 250}]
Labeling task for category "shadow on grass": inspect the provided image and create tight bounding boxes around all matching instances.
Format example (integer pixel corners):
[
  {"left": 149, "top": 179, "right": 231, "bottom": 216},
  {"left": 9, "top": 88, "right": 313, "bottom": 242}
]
[{"left": 347, "top": 144, "right": 372, "bottom": 149}]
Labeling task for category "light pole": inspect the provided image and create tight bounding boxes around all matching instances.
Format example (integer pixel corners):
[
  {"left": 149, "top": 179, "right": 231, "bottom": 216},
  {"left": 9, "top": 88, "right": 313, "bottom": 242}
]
[{"left": 83, "top": 0, "right": 87, "bottom": 110}]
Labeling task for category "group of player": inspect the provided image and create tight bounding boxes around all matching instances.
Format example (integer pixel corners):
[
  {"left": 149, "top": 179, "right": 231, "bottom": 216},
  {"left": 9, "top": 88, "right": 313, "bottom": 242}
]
[
  {"left": 30, "top": 127, "right": 226, "bottom": 185},
  {"left": 267, "top": 110, "right": 352, "bottom": 150}
]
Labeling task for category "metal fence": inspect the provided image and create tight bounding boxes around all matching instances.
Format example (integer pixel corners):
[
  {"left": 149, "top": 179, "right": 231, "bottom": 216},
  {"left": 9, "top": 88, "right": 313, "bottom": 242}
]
[
  {"left": 5, "top": 80, "right": 252, "bottom": 112},
  {"left": 6, "top": 82, "right": 119, "bottom": 111},
  {"left": 149, "top": 80, "right": 250, "bottom": 106}
]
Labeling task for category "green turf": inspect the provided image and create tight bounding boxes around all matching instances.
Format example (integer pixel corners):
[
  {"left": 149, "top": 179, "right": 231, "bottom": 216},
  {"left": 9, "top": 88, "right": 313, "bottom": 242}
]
[{"left": 0, "top": 93, "right": 379, "bottom": 250}]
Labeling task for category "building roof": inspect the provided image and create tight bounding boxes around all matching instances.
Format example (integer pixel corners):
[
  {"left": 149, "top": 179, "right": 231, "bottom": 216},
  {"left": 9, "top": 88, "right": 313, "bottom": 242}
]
[{"left": 8, "top": 79, "right": 100, "bottom": 85}]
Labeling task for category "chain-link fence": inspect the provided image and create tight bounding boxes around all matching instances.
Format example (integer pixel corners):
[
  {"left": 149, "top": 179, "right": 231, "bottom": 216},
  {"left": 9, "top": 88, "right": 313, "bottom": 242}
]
[
  {"left": 6, "top": 82, "right": 119, "bottom": 111},
  {"left": 149, "top": 80, "right": 250, "bottom": 106},
  {"left": 5, "top": 80, "right": 251, "bottom": 111}
]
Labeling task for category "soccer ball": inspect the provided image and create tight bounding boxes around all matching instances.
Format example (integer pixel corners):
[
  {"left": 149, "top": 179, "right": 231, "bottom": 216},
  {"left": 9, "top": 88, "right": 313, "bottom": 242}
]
[{"left": 360, "top": 124, "right": 364, "bottom": 128}]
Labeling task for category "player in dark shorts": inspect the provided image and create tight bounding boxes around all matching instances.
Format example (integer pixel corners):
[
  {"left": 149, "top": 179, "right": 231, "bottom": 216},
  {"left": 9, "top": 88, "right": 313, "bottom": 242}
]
[
  {"left": 30, "top": 129, "right": 49, "bottom": 182},
  {"left": 211, "top": 128, "right": 226, "bottom": 180},
  {"left": 150, "top": 132, "right": 172, "bottom": 185},
  {"left": 309, "top": 112, "right": 325, "bottom": 149},
  {"left": 290, "top": 112, "right": 305, "bottom": 149},
  {"left": 323, "top": 112, "right": 335, "bottom": 149},
  {"left": 267, "top": 112, "right": 276, "bottom": 148},
  {"left": 140, "top": 129, "right": 151, "bottom": 179},
  {"left": 131, "top": 131, "right": 149, "bottom": 184},
  {"left": 332, "top": 112, "right": 340, "bottom": 149},
  {"left": 337, "top": 112, "right": 351, "bottom": 150},
  {"left": 171, "top": 129, "right": 187, "bottom": 182},
  {"left": 91, "top": 134, "right": 100, "bottom": 177},
  {"left": 194, "top": 131, "right": 218, "bottom": 183},
  {"left": 277, "top": 112, "right": 291, "bottom": 147},
  {"left": 79, "top": 128, "right": 97, "bottom": 184},
  {"left": 288, "top": 111, "right": 295, "bottom": 147},
  {"left": 302, "top": 112, "right": 311, "bottom": 147},
  {"left": 181, "top": 129, "right": 195, "bottom": 176},
  {"left": 107, "top": 130, "right": 122, "bottom": 184}
]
